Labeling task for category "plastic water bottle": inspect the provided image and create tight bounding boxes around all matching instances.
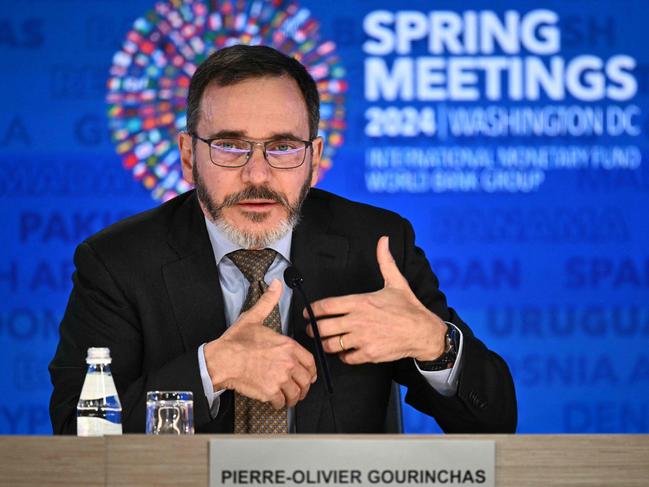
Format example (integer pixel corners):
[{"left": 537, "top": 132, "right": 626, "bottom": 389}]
[{"left": 76, "top": 347, "right": 123, "bottom": 436}]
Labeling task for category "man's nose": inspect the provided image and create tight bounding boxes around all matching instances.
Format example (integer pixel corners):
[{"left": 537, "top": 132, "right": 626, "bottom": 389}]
[{"left": 241, "top": 143, "right": 271, "bottom": 185}]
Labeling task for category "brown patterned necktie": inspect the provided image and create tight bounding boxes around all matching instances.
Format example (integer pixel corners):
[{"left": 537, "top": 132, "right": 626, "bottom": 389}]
[{"left": 227, "top": 249, "right": 288, "bottom": 434}]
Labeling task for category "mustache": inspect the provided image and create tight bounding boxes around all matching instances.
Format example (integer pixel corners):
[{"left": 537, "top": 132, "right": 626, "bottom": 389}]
[{"left": 219, "top": 185, "right": 290, "bottom": 209}]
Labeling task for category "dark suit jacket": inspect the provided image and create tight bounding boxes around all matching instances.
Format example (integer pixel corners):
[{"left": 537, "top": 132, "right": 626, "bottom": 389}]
[{"left": 49, "top": 188, "right": 517, "bottom": 434}]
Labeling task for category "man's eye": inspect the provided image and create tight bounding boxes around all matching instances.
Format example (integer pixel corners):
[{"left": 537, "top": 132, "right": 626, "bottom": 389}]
[
  {"left": 213, "top": 140, "right": 247, "bottom": 151},
  {"left": 268, "top": 141, "right": 299, "bottom": 152}
]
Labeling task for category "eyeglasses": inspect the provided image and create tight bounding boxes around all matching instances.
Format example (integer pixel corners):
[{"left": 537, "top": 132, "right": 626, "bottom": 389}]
[{"left": 191, "top": 134, "right": 314, "bottom": 169}]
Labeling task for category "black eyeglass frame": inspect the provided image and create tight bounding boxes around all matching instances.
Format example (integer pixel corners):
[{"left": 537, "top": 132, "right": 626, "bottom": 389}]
[{"left": 190, "top": 133, "right": 315, "bottom": 169}]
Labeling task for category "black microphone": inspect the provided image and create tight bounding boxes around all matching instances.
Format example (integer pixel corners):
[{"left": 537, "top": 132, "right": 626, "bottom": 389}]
[{"left": 284, "top": 265, "right": 338, "bottom": 432}]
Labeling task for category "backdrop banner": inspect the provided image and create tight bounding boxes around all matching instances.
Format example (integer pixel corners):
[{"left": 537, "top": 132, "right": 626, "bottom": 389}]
[{"left": 1, "top": 0, "right": 647, "bottom": 434}]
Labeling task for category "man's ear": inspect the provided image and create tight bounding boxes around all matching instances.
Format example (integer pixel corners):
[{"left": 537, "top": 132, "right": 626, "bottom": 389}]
[
  {"left": 309, "top": 136, "right": 324, "bottom": 187},
  {"left": 178, "top": 132, "right": 195, "bottom": 184}
]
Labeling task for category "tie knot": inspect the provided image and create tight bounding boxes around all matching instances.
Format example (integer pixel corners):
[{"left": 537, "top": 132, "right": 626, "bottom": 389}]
[{"left": 228, "top": 249, "right": 278, "bottom": 283}]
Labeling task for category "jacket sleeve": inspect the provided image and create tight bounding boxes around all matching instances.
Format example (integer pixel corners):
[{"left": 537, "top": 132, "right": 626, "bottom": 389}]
[
  {"left": 392, "top": 218, "right": 518, "bottom": 433},
  {"left": 48, "top": 241, "right": 212, "bottom": 434}
]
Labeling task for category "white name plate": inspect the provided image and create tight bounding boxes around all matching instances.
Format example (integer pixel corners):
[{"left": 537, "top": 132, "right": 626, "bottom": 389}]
[{"left": 209, "top": 438, "right": 494, "bottom": 487}]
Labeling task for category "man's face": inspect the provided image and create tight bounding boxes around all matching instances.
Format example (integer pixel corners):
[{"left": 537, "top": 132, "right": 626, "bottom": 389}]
[{"left": 179, "top": 76, "right": 322, "bottom": 248}]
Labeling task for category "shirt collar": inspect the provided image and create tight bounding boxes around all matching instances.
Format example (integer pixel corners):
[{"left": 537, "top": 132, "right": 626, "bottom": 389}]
[{"left": 204, "top": 217, "right": 293, "bottom": 264}]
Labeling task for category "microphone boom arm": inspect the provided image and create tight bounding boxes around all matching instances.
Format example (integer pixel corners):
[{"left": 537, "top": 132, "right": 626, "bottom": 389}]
[{"left": 284, "top": 266, "right": 338, "bottom": 432}]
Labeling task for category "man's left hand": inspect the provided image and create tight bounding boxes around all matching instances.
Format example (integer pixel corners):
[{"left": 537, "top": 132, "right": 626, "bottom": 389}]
[{"left": 305, "top": 236, "right": 448, "bottom": 365}]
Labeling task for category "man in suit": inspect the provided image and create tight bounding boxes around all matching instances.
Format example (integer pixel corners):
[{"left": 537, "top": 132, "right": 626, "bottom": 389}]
[{"left": 50, "top": 45, "right": 516, "bottom": 434}]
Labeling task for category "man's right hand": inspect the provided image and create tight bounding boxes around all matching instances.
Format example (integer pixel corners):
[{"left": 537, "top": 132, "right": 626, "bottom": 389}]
[{"left": 203, "top": 279, "right": 317, "bottom": 409}]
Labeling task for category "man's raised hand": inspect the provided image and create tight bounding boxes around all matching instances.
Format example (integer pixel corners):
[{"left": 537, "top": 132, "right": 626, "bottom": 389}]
[
  {"left": 204, "top": 279, "right": 317, "bottom": 409},
  {"left": 306, "top": 236, "right": 448, "bottom": 364}
]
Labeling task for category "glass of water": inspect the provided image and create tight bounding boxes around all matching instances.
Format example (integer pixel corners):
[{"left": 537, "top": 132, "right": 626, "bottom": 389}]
[{"left": 146, "top": 391, "right": 194, "bottom": 434}]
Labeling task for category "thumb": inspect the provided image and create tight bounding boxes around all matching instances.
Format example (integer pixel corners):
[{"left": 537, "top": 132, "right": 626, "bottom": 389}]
[
  {"left": 377, "top": 236, "right": 410, "bottom": 290},
  {"left": 243, "top": 279, "right": 282, "bottom": 324}
]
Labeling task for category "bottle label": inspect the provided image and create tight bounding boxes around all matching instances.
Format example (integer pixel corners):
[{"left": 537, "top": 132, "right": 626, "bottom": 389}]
[
  {"left": 79, "top": 373, "right": 118, "bottom": 400},
  {"left": 77, "top": 417, "right": 123, "bottom": 436}
]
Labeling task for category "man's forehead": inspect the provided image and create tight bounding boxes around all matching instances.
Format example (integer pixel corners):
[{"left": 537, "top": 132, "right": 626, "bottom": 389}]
[{"left": 198, "top": 75, "right": 309, "bottom": 136}]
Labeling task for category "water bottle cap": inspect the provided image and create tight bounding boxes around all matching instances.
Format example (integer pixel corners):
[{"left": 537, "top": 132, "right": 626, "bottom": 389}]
[{"left": 86, "top": 347, "right": 112, "bottom": 364}]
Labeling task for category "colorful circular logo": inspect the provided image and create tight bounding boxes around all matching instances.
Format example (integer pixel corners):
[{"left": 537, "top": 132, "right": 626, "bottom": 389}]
[{"left": 107, "top": 0, "right": 347, "bottom": 201}]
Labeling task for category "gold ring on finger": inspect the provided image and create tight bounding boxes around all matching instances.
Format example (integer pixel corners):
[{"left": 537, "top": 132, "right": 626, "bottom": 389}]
[{"left": 339, "top": 334, "right": 346, "bottom": 352}]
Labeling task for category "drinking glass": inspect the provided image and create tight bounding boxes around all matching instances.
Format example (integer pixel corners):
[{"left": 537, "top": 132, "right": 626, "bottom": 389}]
[{"left": 146, "top": 391, "right": 194, "bottom": 434}]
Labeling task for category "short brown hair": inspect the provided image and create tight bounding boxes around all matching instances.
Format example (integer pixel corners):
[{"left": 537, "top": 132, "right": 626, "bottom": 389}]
[{"left": 186, "top": 44, "right": 320, "bottom": 139}]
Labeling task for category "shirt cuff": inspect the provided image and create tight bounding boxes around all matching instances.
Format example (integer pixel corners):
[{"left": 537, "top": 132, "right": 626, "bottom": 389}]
[
  {"left": 413, "top": 322, "right": 464, "bottom": 397},
  {"left": 198, "top": 343, "right": 226, "bottom": 418}
]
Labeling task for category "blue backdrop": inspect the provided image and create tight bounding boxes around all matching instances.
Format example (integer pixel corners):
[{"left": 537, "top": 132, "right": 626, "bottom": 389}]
[{"left": 1, "top": 0, "right": 648, "bottom": 434}]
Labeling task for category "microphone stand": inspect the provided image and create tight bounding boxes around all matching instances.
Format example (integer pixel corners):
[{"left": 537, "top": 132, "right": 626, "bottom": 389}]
[{"left": 284, "top": 266, "right": 338, "bottom": 433}]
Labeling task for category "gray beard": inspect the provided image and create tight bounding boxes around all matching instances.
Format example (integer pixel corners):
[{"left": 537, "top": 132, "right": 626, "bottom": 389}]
[{"left": 193, "top": 160, "right": 311, "bottom": 249}]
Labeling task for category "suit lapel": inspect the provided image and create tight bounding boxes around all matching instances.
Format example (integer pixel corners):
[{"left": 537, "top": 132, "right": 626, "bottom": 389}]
[
  {"left": 290, "top": 193, "right": 349, "bottom": 432},
  {"left": 162, "top": 192, "right": 227, "bottom": 351}
]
